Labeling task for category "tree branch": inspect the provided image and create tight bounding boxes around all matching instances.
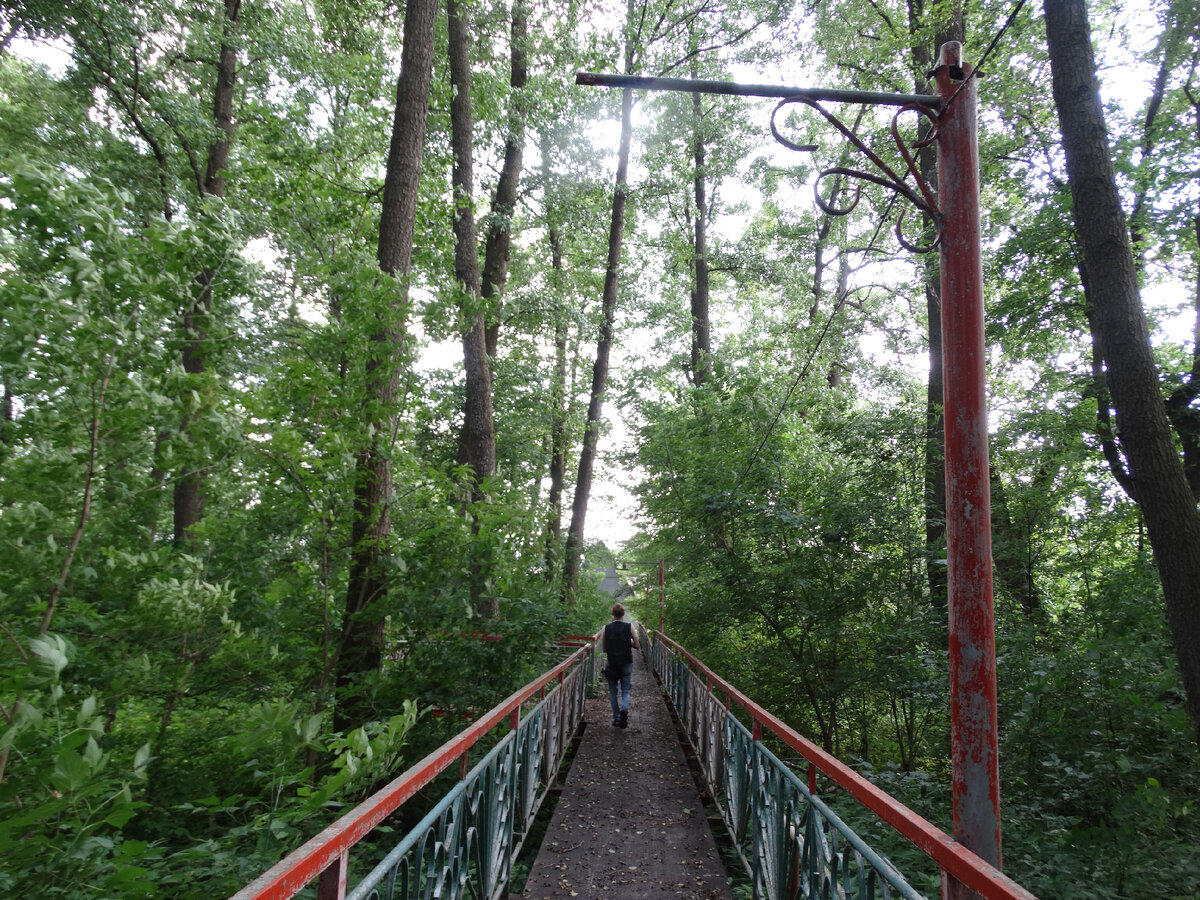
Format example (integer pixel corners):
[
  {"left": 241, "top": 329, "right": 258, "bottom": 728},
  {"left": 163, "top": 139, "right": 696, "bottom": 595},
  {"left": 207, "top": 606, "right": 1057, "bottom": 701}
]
[{"left": 40, "top": 359, "right": 114, "bottom": 636}]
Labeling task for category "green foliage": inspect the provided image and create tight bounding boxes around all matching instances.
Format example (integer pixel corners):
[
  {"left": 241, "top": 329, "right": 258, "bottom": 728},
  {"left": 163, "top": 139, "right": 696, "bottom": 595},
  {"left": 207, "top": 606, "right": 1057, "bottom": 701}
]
[
  {"left": 0, "top": 634, "right": 154, "bottom": 898},
  {"left": 2, "top": 1, "right": 1200, "bottom": 898},
  {"left": 158, "top": 700, "right": 420, "bottom": 898}
]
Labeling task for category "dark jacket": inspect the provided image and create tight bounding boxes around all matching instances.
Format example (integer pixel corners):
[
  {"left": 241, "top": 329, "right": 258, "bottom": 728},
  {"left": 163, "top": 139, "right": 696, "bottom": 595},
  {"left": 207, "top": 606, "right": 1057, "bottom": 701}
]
[{"left": 603, "top": 620, "right": 634, "bottom": 667}]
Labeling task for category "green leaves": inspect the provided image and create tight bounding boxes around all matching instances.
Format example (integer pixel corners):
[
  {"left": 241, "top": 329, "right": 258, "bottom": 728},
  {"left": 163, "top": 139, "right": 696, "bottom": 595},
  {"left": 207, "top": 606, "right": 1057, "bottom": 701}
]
[
  {"left": 51, "top": 738, "right": 101, "bottom": 794},
  {"left": 29, "top": 633, "right": 70, "bottom": 679},
  {"left": 0, "top": 630, "right": 154, "bottom": 898}
]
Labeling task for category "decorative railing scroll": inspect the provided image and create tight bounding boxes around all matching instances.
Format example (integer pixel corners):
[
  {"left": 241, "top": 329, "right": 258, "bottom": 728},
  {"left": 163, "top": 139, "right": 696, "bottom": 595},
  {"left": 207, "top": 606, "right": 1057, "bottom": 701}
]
[
  {"left": 231, "top": 634, "right": 598, "bottom": 900},
  {"left": 770, "top": 96, "right": 943, "bottom": 253},
  {"left": 643, "top": 630, "right": 1039, "bottom": 900}
]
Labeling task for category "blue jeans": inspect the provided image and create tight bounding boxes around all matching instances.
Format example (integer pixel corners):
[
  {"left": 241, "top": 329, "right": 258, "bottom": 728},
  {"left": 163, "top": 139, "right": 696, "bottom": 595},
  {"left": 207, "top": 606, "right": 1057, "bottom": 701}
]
[{"left": 608, "top": 661, "right": 633, "bottom": 721}]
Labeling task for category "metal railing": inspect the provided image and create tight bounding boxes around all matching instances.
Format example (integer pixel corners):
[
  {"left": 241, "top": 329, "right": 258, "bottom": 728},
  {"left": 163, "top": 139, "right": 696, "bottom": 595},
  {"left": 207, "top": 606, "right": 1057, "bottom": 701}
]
[
  {"left": 231, "top": 633, "right": 599, "bottom": 900},
  {"left": 638, "top": 627, "right": 1038, "bottom": 900}
]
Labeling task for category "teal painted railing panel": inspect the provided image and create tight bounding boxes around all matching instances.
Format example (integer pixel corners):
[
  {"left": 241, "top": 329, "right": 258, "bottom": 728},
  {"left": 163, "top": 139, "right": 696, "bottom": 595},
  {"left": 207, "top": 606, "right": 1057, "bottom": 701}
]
[
  {"left": 641, "top": 626, "right": 926, "bottom": 900},
  {"left": 344, "top": 661, "right": 588, "bottom": 900}
]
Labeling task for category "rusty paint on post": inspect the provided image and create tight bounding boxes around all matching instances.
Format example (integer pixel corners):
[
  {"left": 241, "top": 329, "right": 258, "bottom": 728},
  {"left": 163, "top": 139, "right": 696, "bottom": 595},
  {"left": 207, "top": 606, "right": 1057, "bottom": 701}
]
[{"left": 934, "top": 41, "right": 1002, "bottom": 893}]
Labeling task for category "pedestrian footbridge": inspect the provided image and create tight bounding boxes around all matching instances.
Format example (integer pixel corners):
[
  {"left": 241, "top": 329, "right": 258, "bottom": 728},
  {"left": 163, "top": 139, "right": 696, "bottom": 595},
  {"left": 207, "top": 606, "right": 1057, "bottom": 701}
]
[{"left": 230, "top": 627, "right": 1037, "bottom": 900}]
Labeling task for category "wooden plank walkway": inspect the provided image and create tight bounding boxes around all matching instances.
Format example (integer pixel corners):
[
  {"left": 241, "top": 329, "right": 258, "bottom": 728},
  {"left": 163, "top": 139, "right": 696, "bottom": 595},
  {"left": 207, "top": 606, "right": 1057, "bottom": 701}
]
[{"left": 520, "top": 653, "right": 734, "bottom": 900}]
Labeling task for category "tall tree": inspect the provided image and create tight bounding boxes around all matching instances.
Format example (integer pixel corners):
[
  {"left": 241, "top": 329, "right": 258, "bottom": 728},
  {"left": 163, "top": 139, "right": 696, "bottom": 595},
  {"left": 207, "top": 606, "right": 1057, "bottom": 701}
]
[
  {"left": 447, "top": 0, "right": 498, "bottom": 618},
  {"left": 688, "top": 56, "right": 712, "bottom": 386},
  {"left": 337, "top": 0, "right": 438, "bottom": 728},
  {"left": 482, "top": 0, "right": 529, "bottom": 358},
  {"left": 907, "top": 0, "right": 963, "bottom": 617},
  {"left": 562, "top": 46, "right": 635, "bottom": 603},
  {"left": 174, "top": 0, "right": 243, "bottom": 543},
  {"left": 561, "top": 0, "right": 773, "bottom": 600},
  {"left": 539, "top": 127, "right": 572, "bottom": 575},
  {"left": 1045, "top": 0, "right": 1200, "bottom": 743}
]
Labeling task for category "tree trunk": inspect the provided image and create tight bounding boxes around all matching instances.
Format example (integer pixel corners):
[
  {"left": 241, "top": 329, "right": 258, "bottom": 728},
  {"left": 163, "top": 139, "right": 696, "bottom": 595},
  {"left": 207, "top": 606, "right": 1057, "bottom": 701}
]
[
  {"left": 0, "top": 380, "right": 11, "bottom": 450},
  {"left": 337, "top": 0, "right": 437, "bottom": 730},
  {"left": 922, "top": 262, "right": 948, "bottom": 614},
  {"left": 689, "top": 59, "right": 711, "bottom": 386},
  {"left": 1046, "top": 0, "right": 1200, "bottom": 744},
  {"left": 989, "top": 469, "right": 1045, "bottom": 623},
  {"left": 482, "top": 0, "right": 529, "bottom": 359},
  {"left": 541, "top": 129, "right": 570, "bottom": 576},
  {"left": 173, "top": 0, "right": 241, "bottom": 544},
  {"left": 447, "top": 0, "right": 498, "bottom": 620},
  {"left": 543, "top": 305, "right": 569, "bottom": 574},
  {"left": 201, "top": 0, "right": 239, "bottom": 202},
  {"left": 562, "top": 86, "right": 634, "bottom": 604}
]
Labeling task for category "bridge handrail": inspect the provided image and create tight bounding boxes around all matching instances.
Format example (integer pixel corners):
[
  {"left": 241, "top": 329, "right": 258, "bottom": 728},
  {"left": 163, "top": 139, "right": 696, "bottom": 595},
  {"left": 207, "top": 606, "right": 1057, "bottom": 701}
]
[
  {"left": 648, "top": 629, "right": 1037, "bottom": 900},
  {"left": 230, "top": 630, "right": 601, "bottom": 900}
]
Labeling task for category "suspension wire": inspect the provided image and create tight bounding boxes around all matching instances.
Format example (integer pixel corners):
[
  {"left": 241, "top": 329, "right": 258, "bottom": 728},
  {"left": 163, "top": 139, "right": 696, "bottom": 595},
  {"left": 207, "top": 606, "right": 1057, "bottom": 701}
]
[
  {"left": 729, "top": 191, "right": 901, "bottom": 495},
  {"left": 943, "top": 0, "right": 1028, "bottom": 112}
]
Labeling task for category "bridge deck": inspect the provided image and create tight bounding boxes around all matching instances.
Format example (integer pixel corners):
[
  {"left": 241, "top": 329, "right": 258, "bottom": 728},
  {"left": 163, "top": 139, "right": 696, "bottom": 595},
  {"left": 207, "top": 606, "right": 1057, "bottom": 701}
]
[{"left": 520, "top": 654, "right": 734, "bottom": 900}]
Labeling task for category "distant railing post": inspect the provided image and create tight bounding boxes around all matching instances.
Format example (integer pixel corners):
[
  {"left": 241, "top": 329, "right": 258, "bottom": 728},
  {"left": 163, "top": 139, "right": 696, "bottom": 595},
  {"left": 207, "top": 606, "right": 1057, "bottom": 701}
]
[{"left": 316, "top": 852, "right": 347, "bottom": 900}]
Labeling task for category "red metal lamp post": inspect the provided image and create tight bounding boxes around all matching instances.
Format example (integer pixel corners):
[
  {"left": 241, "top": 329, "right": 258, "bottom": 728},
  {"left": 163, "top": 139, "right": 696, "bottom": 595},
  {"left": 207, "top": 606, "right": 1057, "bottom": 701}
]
[
  {"left": 934, "top": 42, "right": 1001, "bottom": 893},
  {"left": 578, "top": 39, "right": 1002, "bottom": 897}
]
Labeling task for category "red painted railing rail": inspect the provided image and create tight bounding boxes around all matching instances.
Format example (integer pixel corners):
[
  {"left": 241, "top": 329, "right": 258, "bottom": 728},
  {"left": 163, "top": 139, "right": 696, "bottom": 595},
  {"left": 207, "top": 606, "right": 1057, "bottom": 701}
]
[
  {"left": 230, "top": 632, "right": 600, "bottom": 900},
  {"left": 552, "top": 634, "right": 600, "bottom": 646},
  {"left": 653, "top": 632, "right": 1037, "bottom": 900}
]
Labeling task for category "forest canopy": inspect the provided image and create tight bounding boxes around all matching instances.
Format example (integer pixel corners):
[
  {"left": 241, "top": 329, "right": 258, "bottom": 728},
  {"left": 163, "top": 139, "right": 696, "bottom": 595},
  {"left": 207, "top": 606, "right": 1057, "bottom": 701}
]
[{"left": 1, "top": 0, "right": 1199, "bottom": 897}]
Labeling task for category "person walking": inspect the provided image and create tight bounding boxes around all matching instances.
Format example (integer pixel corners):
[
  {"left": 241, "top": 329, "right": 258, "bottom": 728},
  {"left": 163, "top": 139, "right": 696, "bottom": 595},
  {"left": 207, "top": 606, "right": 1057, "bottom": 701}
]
[{"left": 603, "top": 603, "right": 639, "bottom": 728}]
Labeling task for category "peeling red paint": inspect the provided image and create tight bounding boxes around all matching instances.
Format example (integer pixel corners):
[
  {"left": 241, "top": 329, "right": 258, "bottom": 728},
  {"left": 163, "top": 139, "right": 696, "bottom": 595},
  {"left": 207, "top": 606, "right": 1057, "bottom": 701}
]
[{"left": 935, "top": 42, "right": 1002, "bottom": 897}]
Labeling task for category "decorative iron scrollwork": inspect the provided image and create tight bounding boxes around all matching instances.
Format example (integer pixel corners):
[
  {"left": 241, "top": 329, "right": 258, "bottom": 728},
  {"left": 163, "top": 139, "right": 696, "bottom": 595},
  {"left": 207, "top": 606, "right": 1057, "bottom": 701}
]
[{"left": 770, "top": 96, "right": 943, "bottom": 254}]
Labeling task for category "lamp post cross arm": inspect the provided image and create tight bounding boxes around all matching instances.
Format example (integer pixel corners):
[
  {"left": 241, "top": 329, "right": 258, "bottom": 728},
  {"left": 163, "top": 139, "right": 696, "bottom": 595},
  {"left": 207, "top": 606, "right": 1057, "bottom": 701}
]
[{"left": 575, "top": 72, "right": 941, "bottom": 109}]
